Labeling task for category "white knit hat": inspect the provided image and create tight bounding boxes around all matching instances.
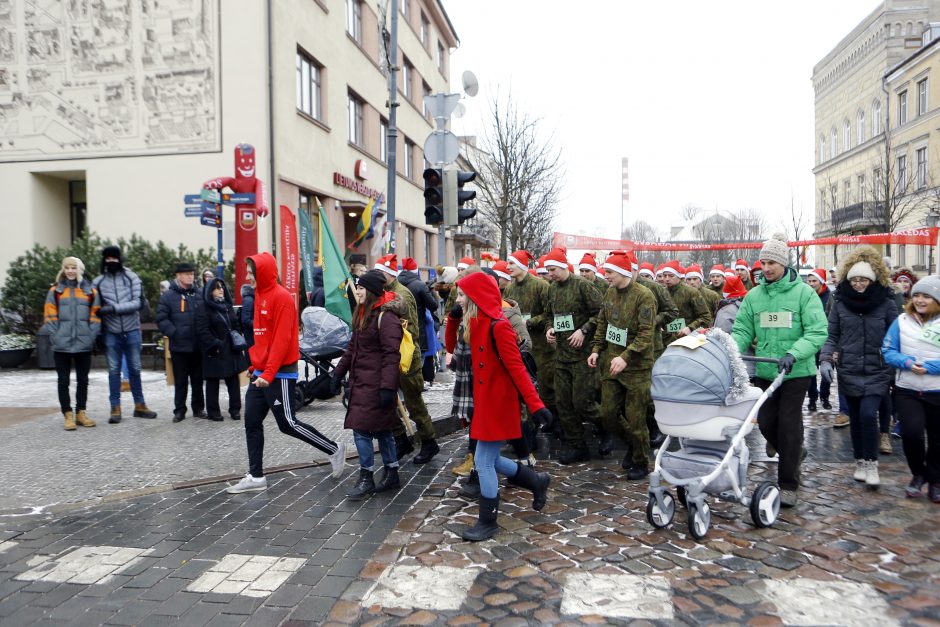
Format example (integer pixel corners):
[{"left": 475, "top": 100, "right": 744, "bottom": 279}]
[
  {"left": 847, "top": 261, "right": 876, "bottom": 282},
  {"left": 758, "top": 233, "right": 789, "bottom": 266}
]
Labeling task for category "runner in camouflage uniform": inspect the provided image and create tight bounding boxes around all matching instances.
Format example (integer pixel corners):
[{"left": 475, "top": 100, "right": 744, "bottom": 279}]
[
  {"left": 660, "top": 260, "right": 711, "bottom": 344},
  {"left": 685, "top": 264, "right": 718, "bottom": 324},
  {"left": 708, "top": 264, "right": 726, "bottom": 296},
  {"left": 578, "top": 253, "right": 614, "bottom": 454},
  {"left": 635, "top": 259, "right": 678, "bottom": 448},
  {"left": 734, "top": 258, "right": 755, "bottom": 291}
]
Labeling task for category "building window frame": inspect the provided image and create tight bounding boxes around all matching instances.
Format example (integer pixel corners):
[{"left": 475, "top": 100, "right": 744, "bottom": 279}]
[
  {"left": 400, "top": 0, "right": 410, "bottom": 21},
  {"left": 830, "top": 127, "right": 837, "bottom": 160},
  {"left": 843, "top": 179, "right": 851, "bottom": 207},
  {"left": 843, "top": 119, "right": 851, "bottom": 152},
  {"left": 872, "top": 100, "right": 882, "bottom": 136},
  {"left": 916, "top": 146, "right": 928, "bottom": 189},
  {"left": 347, "top": 92, "right": 364, "bottom": 147},
  {"left": 420, "top": 12, "right": 429, "bottom": 47},
  {"left": 818, "top": 135, "right": 826, "bottom": 164},
  {"left": 857, "top": 109, "right": 865, "bottom": 144},
  {"left": 899, "top": 90, "right": 908, "bottom": 125},
  {"left": 298, "top": 191, "right": 320, "bottom": 256},
  {"left": 437, "top": 42, "right": 446, "bottom": 74},
  {"left": 918, "top": 78, "right": 928, "bottom": 116},
  {"left": 379, "top": 117, "right": 388, "bottom": 163},
  {"left": 857, "top": 173, "right": 866, "bottom": 202},
  {"left": 404, "top": 138, "right": 415, "bottom": 180},
  {"left": 897, "top": 154, "right": 908, "bottom": 193},
  {"left": 402, "top": 58, "right": 413, "bottom": 101},
  {"left": 346, "top": 0, "right": 362, "bottom": 43},
  {"left": 296, "top": 50, "right": 322, "bottom": 121}
]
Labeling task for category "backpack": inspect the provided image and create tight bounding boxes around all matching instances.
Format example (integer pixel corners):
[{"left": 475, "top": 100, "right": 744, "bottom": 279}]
[
  {"left": 378, "top": 312, "right": 415, "bottom": 374},
  {"left": 489, "top": 318, "right": 539, "bottom": 392}
]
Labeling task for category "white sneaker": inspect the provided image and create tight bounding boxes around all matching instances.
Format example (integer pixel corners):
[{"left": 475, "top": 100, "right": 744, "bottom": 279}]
[
  {"left": 329, "top": 441, "right": 347, "bottom": 479},
  {"left": 853, "top": 460, "right": 866, "bottom": 482},
  {"left": 226, "top": 473, "right": 267, "bottom": 494},
  {"left": 865, "top": 460, "right": 880, "bottom": 488}
]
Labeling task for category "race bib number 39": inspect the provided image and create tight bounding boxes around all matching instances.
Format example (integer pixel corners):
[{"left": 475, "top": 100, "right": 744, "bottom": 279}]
[
  {"left": 922, "top": 325, "right": 940, "bottom": 348},
  {"left": 553, "top": 314, "right": 575, "bottom": 333},
  {"left": 606, "top": 324, "right": 628, "bottom": 347},
  {"left": 760, "top": 311, "right": 792, "bottom": 328},
  {"left": 667, "top": 318, "right": 685, "bottom": 333}
]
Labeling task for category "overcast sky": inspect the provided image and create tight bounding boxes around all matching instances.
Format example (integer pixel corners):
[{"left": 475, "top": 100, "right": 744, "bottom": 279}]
[{"left": 442, "top": 0, "right": 878, "bottom": 241}]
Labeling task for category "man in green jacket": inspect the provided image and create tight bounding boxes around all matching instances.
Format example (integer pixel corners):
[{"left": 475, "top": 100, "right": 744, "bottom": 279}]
[{"left": 731, "top": 234, "right": 828, "bottom": 508}]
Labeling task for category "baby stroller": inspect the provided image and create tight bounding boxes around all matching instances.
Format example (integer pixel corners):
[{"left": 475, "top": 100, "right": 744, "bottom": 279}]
[
  {"left": 296, "top": 306, "right": 351, "bottom": 408},
  {"left": 646, "top": 329, "right": 785, "bottom": 540}
]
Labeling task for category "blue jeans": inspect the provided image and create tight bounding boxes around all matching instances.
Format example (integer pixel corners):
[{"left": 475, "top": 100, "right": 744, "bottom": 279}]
[
  {"left": 352, "top": 429, "right": 398, "bottom": 471},
  {"left": 846, "top": 394, "right": 881, "bottom": 461},
  {"left": 474, "top": 440, "right": 520, "bottom": 499},
  {"left": 105, "top": 330, "right": 144, "bottom": 407}
]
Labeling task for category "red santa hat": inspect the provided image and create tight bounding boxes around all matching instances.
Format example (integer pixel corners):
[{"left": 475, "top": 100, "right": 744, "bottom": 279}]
[
  {"left": 602, "top": 253, "right": 633, "bottom": 277},
  {"left": 543, "top": 248, "right": 569, "bottom": 270},
  {"left": 750, "top": 260, "right": 763, "bottom": 282},
  {"left": 536, "top": 255, "right": 548, "bottom": 275},
  {"left": 528, "top": 268, "right": 539, "bottom": 276},
  {"left": 808, "top": 268, "right": 826, "bottom": 284},
  {"left": 639, "top": 262, "right": 655, "bottom": 278},
  {"left": 734, "top": 258, "right": 750, "bottom": 271},
  {"left": 709, "top": 264, "right": 725, "bottom": 277},
  {"left": 578, "top": 253, "right": 598, "bottom": 273},
  {"left": 597, "top": 267, "right": 607, "bottom": 277},
  {"left": 722, "top": 275, "right": 748, "bottom": 299},
  {"left": 685, "top": 264, "right": 704, "bottom": 280},
  {"left": 401, "top": 257, "right": 418, "bottom": 272},
  {"left": 374, "top": 254, "right": 399, "bottom": 277},
  {"left": 457, "top": 256, "right": 476, "bottom": 270},
  {"left": 492, "top": 260, "right": 512, "bottom": 281},
  {"left": 724, "top": 268, "right": 736, "bottom": 278},
  {"left": 655, "top": 263, "right": 666, "bottom": 277},
  {"left": 507, "top": 249, "right": 533, "bottom": 272},
  {"left": 661, "top": 260, "right": 683, "bottom": 277}
]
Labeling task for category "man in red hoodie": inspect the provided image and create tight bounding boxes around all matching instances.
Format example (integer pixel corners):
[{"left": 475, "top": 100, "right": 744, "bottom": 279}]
[{"left": 227, "top": 253, "right": 346, "bottom": 493}]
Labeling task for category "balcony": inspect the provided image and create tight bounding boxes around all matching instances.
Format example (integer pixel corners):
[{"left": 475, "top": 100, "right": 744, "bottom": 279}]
[{"left": 816, "top": 201, "right": 887, "bottom": 238}]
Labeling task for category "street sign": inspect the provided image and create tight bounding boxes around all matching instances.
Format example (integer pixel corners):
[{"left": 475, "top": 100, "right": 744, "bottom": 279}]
[
  {"left": 201, "top": 201, "right": 221, "bottom": 215},
  {"left": 222, "top": 193, "right": 255, "bottom": 205},
  {"left": 200, "top": 215, "right": 221, "bottom": 227},
  {"left": 184, "top": 207, "right": 203, "bottom": 217},
  {"left": 201, "top": 189, "right": 221, "bottom": 203},
  {"left": 184, "top": 194, "right": 203, "bottom": 204},
  {"left": 424, "top": 130, "right": 459, "bottom": 165}
]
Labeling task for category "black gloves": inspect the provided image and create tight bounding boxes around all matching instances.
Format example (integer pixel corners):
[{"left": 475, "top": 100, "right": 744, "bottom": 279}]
[
  {"left": 532, "top": 407, "right": 553, "bottom": 428},
  {"left": 450, "top": 305, "right": 463, "bottom": 319},
  {"left": 379, "top": 388, "right": 396, "bottom": 408},
  {"left": 99, "top": 305, "right": 114, "bottom": 315},
  {"left": 329, "top": 375, "right": 344, "bottom": 396},
  {"left": 778, "top": 353, "right": 796, "bottom": 374}
]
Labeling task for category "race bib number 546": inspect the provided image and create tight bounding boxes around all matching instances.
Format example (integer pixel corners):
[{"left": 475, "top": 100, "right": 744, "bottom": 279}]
[{"left": 553, "top": 314, "right": 575, "bottom": 332}]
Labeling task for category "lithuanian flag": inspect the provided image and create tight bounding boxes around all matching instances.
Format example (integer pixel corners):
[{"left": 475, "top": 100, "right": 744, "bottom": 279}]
[{"left": 348, "top": 195, "right": 383, "bottom": 250}]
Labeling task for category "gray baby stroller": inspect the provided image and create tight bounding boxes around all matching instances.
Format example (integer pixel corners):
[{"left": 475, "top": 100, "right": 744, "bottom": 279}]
[
  {"left": 296, "top": 306, "right": 351, "bottom": 408},
  {"left": 646, "top": 329, "right": 785, "bottom": 540}
]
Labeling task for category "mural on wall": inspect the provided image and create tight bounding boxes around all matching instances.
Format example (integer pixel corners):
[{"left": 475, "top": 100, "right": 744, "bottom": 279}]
[{"left": 0, "top": 0, "right": 221, "bottom": 162}]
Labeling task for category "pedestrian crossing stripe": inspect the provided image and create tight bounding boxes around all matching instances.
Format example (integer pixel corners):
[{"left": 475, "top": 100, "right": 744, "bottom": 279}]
[
  {"left": 15, "top": 546, "right": 154, "bottom": 585},
  {"left": 362, "top": 564, "right": 481, "bottom": 611},
  {"left": 561, "top": 573, "right": 673, "bottom": 620},
  {"left": 186, "top": 553, "right": 306, "bottom": 597},
  {"left": 0, "top": 541, "right": 16, "bottom": 554},
  {"left": 761, "top": 578, "right": 899, "bottom": 627}
]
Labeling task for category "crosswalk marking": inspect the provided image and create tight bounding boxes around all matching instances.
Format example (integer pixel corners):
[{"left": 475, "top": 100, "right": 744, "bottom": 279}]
[
  {"left": 561, "top": 572, "right": 674, "bottom": 620},
  {"left": 186, "top": 554, "right": 305, "bottom": 597},
  {"left": 14, "top": 546, "right": 153, "bottom": 585},
  {"left": 0, "top": 541, "right": 16, "bottom": 554},
  {"left": 362, "top": 564, "right": 480, "bottom": 611},
  {"left": 761, "top": 579, "right": 898, "bottom": 627}
]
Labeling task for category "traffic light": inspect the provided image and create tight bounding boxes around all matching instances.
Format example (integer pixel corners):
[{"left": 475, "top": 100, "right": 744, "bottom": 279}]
[
  {"left": 423, "top": 168, "right": 443, "bottom": 225},
  {"left": 456, "top": 171, "right": 477, "bottom": 224}
]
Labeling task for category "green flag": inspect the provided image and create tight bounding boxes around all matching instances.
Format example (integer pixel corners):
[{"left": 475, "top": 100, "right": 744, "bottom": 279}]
[
  {"left": 316, "top": 199, "right": 354, "bottom": 326},
  {"left": 297, "top": 208, "right": 316, "bottom": 299}
]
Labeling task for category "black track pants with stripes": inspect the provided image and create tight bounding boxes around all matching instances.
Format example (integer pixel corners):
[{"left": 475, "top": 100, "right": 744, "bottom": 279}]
[{"left": 244, "top": 377, "right": 338, "bottom": 478}]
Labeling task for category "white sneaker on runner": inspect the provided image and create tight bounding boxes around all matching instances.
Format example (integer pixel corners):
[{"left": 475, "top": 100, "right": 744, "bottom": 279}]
[
  {"left": 226, "top": 473, "right": 267, "bottom": 494},
  {"left": 329, "top": 441, "right": 347, "bottom": 479}
]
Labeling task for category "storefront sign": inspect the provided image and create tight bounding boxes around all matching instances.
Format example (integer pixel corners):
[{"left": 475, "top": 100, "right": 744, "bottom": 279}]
[{"left": 333, "top": 172, "right": 381, "bottom": 199}]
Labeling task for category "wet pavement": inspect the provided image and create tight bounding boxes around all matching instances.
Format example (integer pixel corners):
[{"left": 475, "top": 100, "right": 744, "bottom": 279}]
[{"left": 1, "top": 368, "right": 938, "bottom": 625}]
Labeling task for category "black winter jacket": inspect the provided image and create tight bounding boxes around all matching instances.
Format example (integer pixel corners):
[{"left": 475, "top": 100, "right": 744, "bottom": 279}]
[
  {"left": 240, "top": 284, "right": 255, "bottom": 348},
  {"left": 398, "top": 270, "right": 439, "bottom": 350},
  {"left": 156, "top": 281, "right": 202, "bottom": 353},
  {"left": 820, "top": 282, "right": 898, "bottom": 397},
  {"left": 196, "top": 280, "right": 249, "bottom": 379}
]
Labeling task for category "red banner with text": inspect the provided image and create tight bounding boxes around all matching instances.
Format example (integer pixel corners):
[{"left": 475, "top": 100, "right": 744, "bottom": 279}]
[
  {"left": 553, "top": 227, "right": 940, "bottom": 252},
  {"left": 279, "top": 205, "right": 299, "bottom": 305}
]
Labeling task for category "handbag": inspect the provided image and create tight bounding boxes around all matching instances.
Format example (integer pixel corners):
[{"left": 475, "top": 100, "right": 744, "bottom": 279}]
[{"left": 217, "top": 311, "right": 248, "bottom": 351}]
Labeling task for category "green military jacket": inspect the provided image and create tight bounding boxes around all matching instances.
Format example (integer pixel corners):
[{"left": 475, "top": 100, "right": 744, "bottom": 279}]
[
  {"left": 503, "top": 272, "right": 553, "bottom": 355},
  {"left": 591, "top": 279, "right": 656, "bottom": 380},
  {"left": 708, "top": 282, "right": 724, "bottom": 295},
  {"left": 665, "top": 281, "right": 711, "bottom": 343},
  {"left": 591, "top": 275, "right": 609, "bottom": 297},
  {"left": 388, "top": 278, "right": 422, "bottom": 372},
  {"left": 547, "top": 273, "right": 602, "bottom": 363},
  {"left": 698, "top": 285, "right": 720, "bottom": 322},
  {"left": 637, "top": 277, "right": 676, "bottom": 354}
]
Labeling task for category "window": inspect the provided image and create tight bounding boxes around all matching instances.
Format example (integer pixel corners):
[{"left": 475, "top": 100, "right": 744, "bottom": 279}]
[
  {"left": 857, "top": 174, "right": 866, "bottom": 202},
  {"left": 404, "top": 226, "right": 414, "bottom": 258},
  {"left": 404, "top": 138, "right": 415, "bottom": 179},
  {"left": 918, "top": 78, "right": 928, "bottom": 116},
  {"left": 897, "top": 154, "right": 908, "bottom": 192},
  {"left": 873, "top": 167, "right": 883, "bottom": 196},
  {"left": 830, "top": 184, "right": 837, "bottom": 208},
  {"left": 420, "top": 13, "right": 429, "bottom": 46},
  {"left": 298, "top": 192, "right": 320, "bottom": 254},
  {"left": 872, "top": 100, "right": 882, "bottom": 135},
  {"left": 295, "top": 52, "right": 322, "bottom": 120},
  {"left": 402, "top": 58, "right": 413, "bottom": 100},
  {"left": 917, "top": 147, "right": 927, "bottom": 188},
  {"left": 830, "top": 127, "right": 837, "bottom": 159},
  {"left": 843, "top": 119, "right": 851, "bottom": 152},
  {"left": 379, "top": 118, "right": 388, "bottom": 163},
  {"left": 424, "top": 232, "right": 431, "bottom": 264},
  {"left": 422, "top": 81, "right": 432, "bottom": 119},
  {"left": 437, "top": 42, "right": 446, "bottom": 74},
  {"left": 400, "top": 0, "right": 410, "bottom": 20},
  {"left": 857, "top": 110, "right": 865, "bottom": 144},
  {"left": 820, "top": 189, "right": 827, "bottom": 214},
  {"left": 898, "top": 244, "right": 906, "bottom": 266},
  {"left": 916, "top": 244, "right": 926, "bottom": 267},
  {"left": 346, "top": 0, "right": 362, "bottom": 42},
  {"left": 347, "top": 92, "right": 363, "bottom": 146},
  {"left": 843, "top": 179, "right": 851, "bottom": 206},
  {"left": 818, "top": 135, "right": 826, "bottom": 164},
  {"left": 899, "top": 90, "right": 908, "bottom": 125}
]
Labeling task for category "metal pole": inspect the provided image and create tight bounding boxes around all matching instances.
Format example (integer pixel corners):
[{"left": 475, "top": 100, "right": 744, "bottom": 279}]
[
  {"left": 385, "top": 1, "right": 399, "bottom": 255},
  {"left": 217, "top": 223, "right": 225, "bottom": 280},
  {"left": 438, "top": 224, "right": 446, "bottom": 266}
]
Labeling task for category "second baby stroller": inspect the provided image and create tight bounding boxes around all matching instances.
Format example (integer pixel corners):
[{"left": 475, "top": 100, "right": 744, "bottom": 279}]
[
  {"left": 646, "top": 328, "right": 785, "bottom": 540},
  {"left": 296, "top": 306, "right": 351, "bottom": 408}
]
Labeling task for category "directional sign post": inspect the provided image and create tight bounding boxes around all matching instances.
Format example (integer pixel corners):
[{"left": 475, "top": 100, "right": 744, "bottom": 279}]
[{"left": 184, "top": 193, "right": 226, "bottom": 279}]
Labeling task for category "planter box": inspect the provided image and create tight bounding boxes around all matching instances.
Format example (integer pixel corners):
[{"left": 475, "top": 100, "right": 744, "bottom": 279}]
[{"left": 0, "top": 348, "right": 35, "bottom": 368}]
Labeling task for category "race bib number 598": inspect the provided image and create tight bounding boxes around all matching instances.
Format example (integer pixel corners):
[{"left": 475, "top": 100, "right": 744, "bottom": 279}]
[{"left": 606, "top": 324, "right": 627, "bottom": 346}]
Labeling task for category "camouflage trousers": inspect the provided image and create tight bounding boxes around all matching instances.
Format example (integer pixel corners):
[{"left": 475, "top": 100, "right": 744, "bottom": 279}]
[
  {"left": 555, "top": 360, "right": 601, "bottom": 445},
  {"left": 392, "top": 366, "right": 436, "bottom": 443},
  {"left": 533, "top": 349, "right": 555, "bottom": 409},
  {"left": 600, "top": 371, "right": 652, "bottom": 466}
]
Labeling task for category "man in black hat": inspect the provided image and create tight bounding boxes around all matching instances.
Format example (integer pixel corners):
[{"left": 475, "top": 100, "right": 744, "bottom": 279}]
[{"left": 156, "top": 261, "right": 206, "bottom": 422}]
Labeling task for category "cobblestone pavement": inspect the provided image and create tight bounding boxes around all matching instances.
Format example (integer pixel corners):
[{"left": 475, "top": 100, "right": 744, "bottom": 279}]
[{"left": 0, "top": 368, "right": 455, "bottom": 514}]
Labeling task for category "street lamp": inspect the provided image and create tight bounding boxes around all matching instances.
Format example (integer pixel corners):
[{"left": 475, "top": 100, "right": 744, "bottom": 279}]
[{"left": 927, "top": 209, "right": 940, "bottom": 274}]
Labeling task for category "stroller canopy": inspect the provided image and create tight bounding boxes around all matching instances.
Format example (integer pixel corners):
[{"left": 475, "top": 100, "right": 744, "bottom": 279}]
[
  {"left": 651, "top": 332, "right": 735, "bottom": 406},
  {"left": 300, "top": 307, "right": 351, "bottom": 357}
]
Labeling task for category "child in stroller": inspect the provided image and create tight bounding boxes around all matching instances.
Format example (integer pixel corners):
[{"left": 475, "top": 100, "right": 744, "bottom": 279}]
[{"left": 295, "top": 306, "right": 351, "bottom": 408}]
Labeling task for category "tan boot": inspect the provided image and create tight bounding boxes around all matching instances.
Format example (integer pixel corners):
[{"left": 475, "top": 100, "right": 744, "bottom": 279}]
[
  {"left": 75, "top": 410, "right": 95, "bottom": 427},
  {"left": 133, "top": 403, "right": 157, "bottom": 419},
  {"left": 109, "top": 406, "right": 122, "bottom": 424},
  {"left": 452, "top": 453, "right": 474, "bottom": 477},
  {"left": 121, "top": 380, "right": 131, "bottom": 393},
  {"left": 64, "top": 411, "right": 76, "bottom": 430}
]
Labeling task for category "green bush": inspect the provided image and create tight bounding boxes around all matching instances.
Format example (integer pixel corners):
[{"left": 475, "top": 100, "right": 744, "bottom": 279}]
[{"left": 0, "top": 231, "right": 231, "bottom": 334}]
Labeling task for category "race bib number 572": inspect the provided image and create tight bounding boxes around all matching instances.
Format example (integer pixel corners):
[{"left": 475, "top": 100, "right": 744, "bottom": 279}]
[
  {"left": 553, "top": 314, "right": 575, "bottom": 333},
  {"left": 922, "top": 325, "right": 940, "bottom": 349}
]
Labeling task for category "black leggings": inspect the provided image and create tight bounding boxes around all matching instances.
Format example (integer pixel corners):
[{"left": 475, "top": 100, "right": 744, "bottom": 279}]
[
  {"left": 894, "top": 388, "right": 940, "bottom": 483},
  {"left": 54, "top": 351, "right": 92, "bottom": 413}
]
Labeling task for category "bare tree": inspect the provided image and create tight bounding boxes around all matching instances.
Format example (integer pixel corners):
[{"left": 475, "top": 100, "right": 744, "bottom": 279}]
[
  {"left": 822, "top": 172, "right": 853, "bottom": 264},
  {"left": 868, "top": 124, "right": 929, "bottom": 255},
  {"left": 679, "top": 204, "right": 701, "bottom": 222},
  {"left": 622, "top": 220, "right": 667, "bottom": 266},
  {"left": 778, "top": 193, "right": 810, "bottom": 267},
  {"left": 468, "top": 92, "right": 563, "bottom": 258}
]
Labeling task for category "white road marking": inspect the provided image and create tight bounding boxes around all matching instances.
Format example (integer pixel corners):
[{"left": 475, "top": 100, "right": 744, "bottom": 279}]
[
  {"left": 0, "top": 541, "right": 16, "bottom": 554},
  {"left": 361, "top": 564, "right": 480, "bottom": 611},
  {"left": 561, "top": 572, "right": 674, "bottom": 620},
  {"left": 761, "top": 579, "right": 899, "bottom": 627},
  {"left": 14, "top": 546, "right": 153, "bottom": 585},
  {"left": 186, "top": 554, "right": 305, "bottom": 598}
]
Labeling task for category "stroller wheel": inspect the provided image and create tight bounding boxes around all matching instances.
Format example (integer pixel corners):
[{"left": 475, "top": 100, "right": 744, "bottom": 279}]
[
  {"left": 646, "top": 492, "right": 676, "bottom": 529},
  {"left": 750, "top": 481, "right": 780, "bottom": 528},
  {"left": 676, "top": 486, "right": 687, "bottom": 509},
  {"left": 686, "top": 500, "right": 711, "bottom": 541}
]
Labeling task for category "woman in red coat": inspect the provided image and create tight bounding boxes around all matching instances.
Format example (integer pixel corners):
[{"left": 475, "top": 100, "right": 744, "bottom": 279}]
[{"left": 451, "top": 272, "right": 553, "bottom": 541}]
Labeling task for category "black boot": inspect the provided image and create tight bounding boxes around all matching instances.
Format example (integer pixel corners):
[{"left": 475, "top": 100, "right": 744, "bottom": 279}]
[
  {"left": 373, "top": 466, "right": 401, "bottom": 493},
  {"left": 413, "top": 439, "right": 440, "bottom": 464},
  {"left": 346, "top": 469, "right": 375, "bottom": 499},
  {"left": 461, "top": 496, "right": 499, "bottom": 542},
  {"left": 458, "top": 470, "right": 481, "bottom": 499},
  {"left": 508, "top": 462, "right": 551, "bottom": 511},
  {"left": 558, "top": 444, "right": 590, "bottom": 465},
  {"left": 395, "top": 435, "right": 415, "bottom": 461},
  {"left": 597, "top": 428, "right": 614, "bottom": 456}
]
